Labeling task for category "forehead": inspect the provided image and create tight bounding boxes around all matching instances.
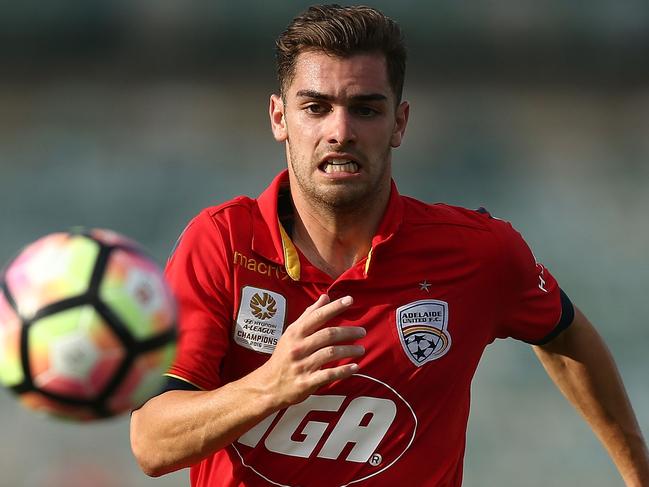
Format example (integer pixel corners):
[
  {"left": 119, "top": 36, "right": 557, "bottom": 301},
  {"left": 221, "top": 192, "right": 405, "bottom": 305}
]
[{"left": 288, "top": 50, "right": 392, "bottom": 99}]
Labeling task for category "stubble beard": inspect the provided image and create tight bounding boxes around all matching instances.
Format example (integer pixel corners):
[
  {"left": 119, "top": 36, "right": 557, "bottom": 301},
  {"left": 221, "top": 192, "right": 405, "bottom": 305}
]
[{"left": 287, "top": 142, "right": 392, "bottom": 216}]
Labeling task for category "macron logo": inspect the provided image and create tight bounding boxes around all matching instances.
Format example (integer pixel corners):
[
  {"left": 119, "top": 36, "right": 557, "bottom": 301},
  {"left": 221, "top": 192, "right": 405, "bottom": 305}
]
[{"left": 537, "top": 264, "right": 548, "bottom": 293}]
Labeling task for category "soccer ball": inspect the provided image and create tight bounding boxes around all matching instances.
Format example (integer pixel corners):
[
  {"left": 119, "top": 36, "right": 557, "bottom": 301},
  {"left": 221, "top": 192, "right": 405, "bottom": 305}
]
[{"left": 0, "top": 229, "right": 177, "bottom": 421}]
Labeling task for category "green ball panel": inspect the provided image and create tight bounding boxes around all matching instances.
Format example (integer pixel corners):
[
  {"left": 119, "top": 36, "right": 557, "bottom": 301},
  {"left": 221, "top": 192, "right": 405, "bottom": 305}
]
[
  {"left": 0, "top": 292, "right": 24, "bottom": 387},
  {"left": 5, "top": 234, "right": 99, "bottom": 320},
  {"left": 29, "top": 306, "right": 123, "bottom": 399},
  {"left": 99, "top": 249, "right": 175, "bottom": 341},
  {"left": 108, "top": 341, "right": 176, "bottom": 414}
]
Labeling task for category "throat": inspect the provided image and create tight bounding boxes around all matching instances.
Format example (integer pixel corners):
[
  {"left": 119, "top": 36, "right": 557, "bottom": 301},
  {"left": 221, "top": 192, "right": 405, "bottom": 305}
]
[
  {"left": 291, "top": 218, "right": 371, "bottom": 279},
  {"left": 285, "top": 170, "right": 392, "bottom": 279},
  {"left": 297, "top": 238, "right": 369, "bottom": 279}
]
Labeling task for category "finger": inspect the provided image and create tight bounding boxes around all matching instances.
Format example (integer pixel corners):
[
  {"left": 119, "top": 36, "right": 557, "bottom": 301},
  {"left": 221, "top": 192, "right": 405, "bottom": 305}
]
[
  {"left": 298, "top": 295, "right": 354, "bottom": 336},
  {"left": 283, "top": 295, "right": 331, "bottom": 340},
  {"left": 301, "top": 326, "right": 366, "bottom": 356},
  {"left": 302, "top": 294, "right": 330, "bottom": 314},
  {"left": 307, "top": 363, "right": 360, "bottom": 390},
  {"left": 303, "top": 344, "right": 365, "bottom": 371}
]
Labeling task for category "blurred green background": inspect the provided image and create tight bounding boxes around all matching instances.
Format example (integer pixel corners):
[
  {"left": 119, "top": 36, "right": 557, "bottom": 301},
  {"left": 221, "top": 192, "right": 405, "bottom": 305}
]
[{"left": 1, "top": 1, "right": 648, "bottom": 486}]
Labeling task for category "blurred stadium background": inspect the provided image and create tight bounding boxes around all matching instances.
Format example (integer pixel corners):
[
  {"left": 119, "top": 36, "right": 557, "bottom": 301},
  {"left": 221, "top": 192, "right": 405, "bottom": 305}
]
[{"left": 1, "top": 1, "right": 648, "bottom": 486}]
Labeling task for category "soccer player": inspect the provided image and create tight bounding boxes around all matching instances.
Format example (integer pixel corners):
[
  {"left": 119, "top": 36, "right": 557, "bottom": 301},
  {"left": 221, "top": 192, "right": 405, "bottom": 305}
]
[{"left": 130, "top": 5, "right": 649, "bottom": 486}]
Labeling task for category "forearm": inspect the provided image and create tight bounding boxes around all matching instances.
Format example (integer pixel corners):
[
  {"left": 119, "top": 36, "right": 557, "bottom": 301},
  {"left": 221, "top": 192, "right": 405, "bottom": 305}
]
[
  {"left": 130, "top": 374, "right": 276, "bottom": 477},
  {"left": 130, "top": 295, "right": 364, "bottom": 478},
  {"left": 534, "top": 308, "right": 649, "bottom": 486}
]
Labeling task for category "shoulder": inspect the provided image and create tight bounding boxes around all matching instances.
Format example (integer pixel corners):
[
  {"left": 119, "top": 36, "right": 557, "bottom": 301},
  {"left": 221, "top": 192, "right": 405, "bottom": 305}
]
[
  {"left": 399, "top": 196, "right": 532, "bottom": 257},
  {"left": 401, "top": 196, "right": 510, "bottom": 234},
  {"left": 183, "top": 194, "right": 262, "bottom": 238},
  {"left": 200, "top": 195, "right": 256, "bottom": 227},
  {"left": 168, "top": 195, "right": 258, "bottom": 262}
]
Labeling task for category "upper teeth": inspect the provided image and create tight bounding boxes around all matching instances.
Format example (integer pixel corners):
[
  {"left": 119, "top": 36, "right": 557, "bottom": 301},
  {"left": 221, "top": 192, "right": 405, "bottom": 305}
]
[{"left": 323, "top": 160, "right": 359, "bottom": 174}]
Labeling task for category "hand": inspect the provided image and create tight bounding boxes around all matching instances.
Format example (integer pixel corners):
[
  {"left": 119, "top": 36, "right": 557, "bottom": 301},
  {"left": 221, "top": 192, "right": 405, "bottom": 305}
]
[{"left": 251, "top": 294, "right": 365, "bottom": 409}]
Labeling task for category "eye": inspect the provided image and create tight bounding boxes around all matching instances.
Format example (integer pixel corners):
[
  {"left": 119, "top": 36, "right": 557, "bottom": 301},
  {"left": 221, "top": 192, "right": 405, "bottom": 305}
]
[
  {"left": 351, "top": 105, "right": 379, "bottom": 118},
  {"left": 304, "top": 103, "right": 329, "bottom": 115}
]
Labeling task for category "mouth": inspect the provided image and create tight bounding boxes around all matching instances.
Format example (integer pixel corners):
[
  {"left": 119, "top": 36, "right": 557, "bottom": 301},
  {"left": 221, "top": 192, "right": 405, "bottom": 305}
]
[{"left": 319, "top": 157, "right": 360, "bottom": 175}]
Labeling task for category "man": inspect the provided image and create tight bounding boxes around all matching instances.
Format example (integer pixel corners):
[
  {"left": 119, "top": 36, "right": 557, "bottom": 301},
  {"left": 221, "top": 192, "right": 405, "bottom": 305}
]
[{"left": 130, "top": 5, "right": 649, "bottom": 486}]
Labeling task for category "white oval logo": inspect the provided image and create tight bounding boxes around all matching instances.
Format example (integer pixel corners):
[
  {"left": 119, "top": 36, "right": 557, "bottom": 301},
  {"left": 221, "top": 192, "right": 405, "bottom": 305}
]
[{"left": 232, "top": 374, "right": 417, "bottom": 486}]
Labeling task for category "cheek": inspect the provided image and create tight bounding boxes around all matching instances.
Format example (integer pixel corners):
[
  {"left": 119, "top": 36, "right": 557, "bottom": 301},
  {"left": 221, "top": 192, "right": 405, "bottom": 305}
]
[
  {"left": 367, "top": 123, "right": 397, "bottom": 147},
  {"left": 287, "top": 123, "right": 320, "bottom": 152}
]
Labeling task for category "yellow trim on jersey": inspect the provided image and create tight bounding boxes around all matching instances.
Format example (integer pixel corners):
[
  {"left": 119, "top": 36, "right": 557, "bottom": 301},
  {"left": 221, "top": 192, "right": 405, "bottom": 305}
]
[
  {"left": 364, "top": 247, "right": 374, "bottom": 275},
  {"left": 164, "top": 373, "right": 206, "bottom": 391},
  {"left": 279, "top": 221, "right": 300, "bottom": 281}
]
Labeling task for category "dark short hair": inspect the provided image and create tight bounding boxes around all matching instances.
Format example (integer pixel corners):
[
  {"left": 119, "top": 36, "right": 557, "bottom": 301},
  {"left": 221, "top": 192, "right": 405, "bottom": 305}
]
[{"left": 275, "top": 4, "right": 407, "bottom": 102}]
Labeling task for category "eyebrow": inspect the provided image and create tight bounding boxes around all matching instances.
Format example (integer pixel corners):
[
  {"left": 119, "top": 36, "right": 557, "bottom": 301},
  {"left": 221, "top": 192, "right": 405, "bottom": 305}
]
[{"left": 295, "top": 90, "right": 388, "bottom": 103}]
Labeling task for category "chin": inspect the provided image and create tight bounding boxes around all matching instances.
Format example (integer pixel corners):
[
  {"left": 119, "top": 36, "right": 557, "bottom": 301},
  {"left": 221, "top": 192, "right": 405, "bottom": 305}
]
[{"left": 317, "top": 188, "right": 370, "bottom": 211}]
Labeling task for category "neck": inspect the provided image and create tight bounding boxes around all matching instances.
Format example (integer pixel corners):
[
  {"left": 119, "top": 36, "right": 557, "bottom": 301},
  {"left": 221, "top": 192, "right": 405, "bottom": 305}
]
[{"left": 289, "top": 184, "right": 391, "bottom": 279}]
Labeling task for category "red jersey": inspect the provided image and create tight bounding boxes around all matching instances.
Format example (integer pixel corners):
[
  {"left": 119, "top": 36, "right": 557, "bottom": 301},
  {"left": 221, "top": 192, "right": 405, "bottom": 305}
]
[{"left": 165, "top": 170, "right": 572, "bottom": 487}]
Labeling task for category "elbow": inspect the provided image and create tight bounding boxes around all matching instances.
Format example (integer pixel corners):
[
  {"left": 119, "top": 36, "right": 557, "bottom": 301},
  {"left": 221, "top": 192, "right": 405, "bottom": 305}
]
[
  {"left": 134, "top": 454, "right": 167, "bottom": 479},
  {"left": 140, "top": 464, "right": 166, "bottom": 479},
  {"left": 130, "top": 409, "right": 169, "bottom": 478}
]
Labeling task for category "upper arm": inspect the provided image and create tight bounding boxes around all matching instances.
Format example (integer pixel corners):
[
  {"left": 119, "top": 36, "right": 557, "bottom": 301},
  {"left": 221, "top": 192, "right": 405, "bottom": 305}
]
[
  {"left": 535, "top": 306, "right": 597, "bottom": 356},
  {"left": 491, "top": 217, "right": 571, "bottom": 343},
  {"left": 164, "top": 210, "right": 234, "bottom": 391}
]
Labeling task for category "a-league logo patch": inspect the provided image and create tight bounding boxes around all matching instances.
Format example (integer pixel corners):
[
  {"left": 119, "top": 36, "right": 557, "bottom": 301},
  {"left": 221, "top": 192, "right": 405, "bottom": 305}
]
[
  {"left": 234, "top": 286, "right": 286, "bottom": 354},
  {"left": 396, "top": 299, "right": 451, "bottom": 366}
]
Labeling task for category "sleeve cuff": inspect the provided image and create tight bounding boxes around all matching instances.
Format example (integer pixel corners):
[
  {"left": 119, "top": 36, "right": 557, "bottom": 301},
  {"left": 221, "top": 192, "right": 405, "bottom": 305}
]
[
  {"left": 161, "top": 375, "right": 202, "bottom": 393},
  {"left": 527, "top": 288, "right": 575, "bottom": 345}
]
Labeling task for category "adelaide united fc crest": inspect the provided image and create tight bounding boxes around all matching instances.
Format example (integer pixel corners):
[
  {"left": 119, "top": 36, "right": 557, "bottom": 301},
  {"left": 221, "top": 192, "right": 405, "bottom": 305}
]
[{"left": 396, "top": 299, "right": 451, "bottom": 366}]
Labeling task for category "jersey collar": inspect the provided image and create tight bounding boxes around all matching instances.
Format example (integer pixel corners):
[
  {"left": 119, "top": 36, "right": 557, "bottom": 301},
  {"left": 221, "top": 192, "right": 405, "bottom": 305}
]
[{"left": 253, "top": 169, "right": 404, "bottom": 282}]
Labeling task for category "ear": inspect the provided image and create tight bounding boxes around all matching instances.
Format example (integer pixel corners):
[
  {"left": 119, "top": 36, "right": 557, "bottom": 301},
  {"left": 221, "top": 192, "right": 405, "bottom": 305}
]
[
  {"left": 269, "top": 94, "right": 288, "bottom": 142},
  {"left": 390, "top": 101, "right": 409, "bottom": 148}
]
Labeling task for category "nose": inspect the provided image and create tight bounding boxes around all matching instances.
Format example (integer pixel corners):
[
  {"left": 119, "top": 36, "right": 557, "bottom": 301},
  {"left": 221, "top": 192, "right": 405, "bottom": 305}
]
[{"left": 325, "top": 108, "right": 356, "bottom": 146}]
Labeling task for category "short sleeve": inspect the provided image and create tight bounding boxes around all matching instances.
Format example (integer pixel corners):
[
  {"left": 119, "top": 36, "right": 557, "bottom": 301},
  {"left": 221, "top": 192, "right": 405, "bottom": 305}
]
[
  {"left": 164, "top": 210, "right": 233, "bottom": 391},
  {"left": 494, "top": 221, "right": 569, "bottom": 343}
]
